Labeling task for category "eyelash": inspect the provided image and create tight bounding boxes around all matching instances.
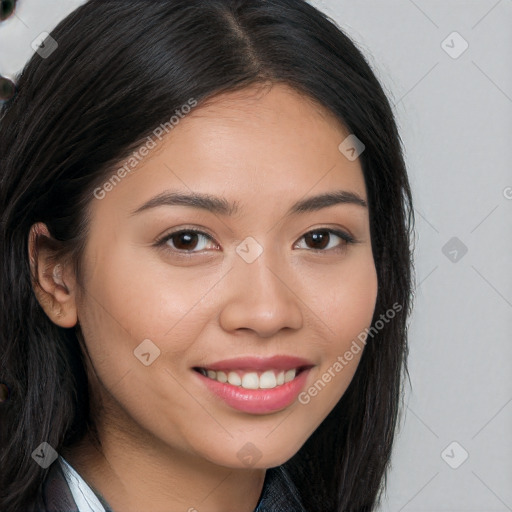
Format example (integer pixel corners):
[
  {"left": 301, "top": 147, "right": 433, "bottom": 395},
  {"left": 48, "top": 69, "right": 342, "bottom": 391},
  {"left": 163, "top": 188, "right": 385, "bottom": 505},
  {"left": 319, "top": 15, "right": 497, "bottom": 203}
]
[{"left": 155, "top": 227, "right": 358, "bottom": 256}]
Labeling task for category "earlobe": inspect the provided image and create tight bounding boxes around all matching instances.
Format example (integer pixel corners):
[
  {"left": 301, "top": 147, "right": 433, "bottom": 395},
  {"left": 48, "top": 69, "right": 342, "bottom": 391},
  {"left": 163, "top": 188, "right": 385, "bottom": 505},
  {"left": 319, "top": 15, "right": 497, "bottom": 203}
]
[{"left": 28, "top": 222, "right": 78, "bottom": 328}]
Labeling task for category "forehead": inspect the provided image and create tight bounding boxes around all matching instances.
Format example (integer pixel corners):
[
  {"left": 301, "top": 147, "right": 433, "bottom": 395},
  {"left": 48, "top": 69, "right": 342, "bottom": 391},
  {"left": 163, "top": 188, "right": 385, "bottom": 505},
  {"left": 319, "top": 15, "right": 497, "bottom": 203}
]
[{"left": 91, "top": 83, "right": 368, "bottom": 219}]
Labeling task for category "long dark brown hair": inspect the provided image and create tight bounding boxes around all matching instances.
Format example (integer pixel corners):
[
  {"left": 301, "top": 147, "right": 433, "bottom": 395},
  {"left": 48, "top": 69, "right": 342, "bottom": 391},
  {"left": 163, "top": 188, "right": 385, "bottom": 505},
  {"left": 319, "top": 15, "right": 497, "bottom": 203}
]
[{"left": 0, "top": 1, "right": 415, "bottom": 510}]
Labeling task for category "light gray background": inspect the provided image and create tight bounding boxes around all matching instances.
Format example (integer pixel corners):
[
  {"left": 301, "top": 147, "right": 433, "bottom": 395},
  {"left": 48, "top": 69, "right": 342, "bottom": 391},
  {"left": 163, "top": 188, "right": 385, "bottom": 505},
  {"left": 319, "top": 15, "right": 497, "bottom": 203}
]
[{"left": 1, "top": 1, "right": 511, "bottom": 510}]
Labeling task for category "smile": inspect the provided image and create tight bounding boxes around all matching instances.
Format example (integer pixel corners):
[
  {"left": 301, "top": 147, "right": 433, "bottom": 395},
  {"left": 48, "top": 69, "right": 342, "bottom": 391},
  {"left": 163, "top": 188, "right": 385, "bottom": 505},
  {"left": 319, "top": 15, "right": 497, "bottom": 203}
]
[{"left": 194, "top": 367, "right": 307, "bottom": 390}]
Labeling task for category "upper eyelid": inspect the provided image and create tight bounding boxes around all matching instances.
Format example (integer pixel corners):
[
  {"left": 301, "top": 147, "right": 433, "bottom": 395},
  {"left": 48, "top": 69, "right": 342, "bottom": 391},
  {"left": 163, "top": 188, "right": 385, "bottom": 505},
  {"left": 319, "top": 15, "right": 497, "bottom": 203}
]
[{"left": 157, "top": 227, "right": 216, "bottom": 244}]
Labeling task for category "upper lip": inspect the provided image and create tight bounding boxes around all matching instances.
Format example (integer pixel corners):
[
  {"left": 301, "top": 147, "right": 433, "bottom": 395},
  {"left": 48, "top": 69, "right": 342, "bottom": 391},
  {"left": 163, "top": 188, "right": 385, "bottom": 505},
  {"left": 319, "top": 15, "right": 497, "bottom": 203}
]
[{"left": 194, "top": 355, "right": 315, "bottom": 372}]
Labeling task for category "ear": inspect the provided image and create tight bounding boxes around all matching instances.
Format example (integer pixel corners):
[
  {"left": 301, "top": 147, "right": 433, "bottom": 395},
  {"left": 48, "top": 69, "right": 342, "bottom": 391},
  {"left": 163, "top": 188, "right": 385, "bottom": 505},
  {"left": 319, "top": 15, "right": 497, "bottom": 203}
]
[{"left": 28, "top": 222, "right": 78, "bottom": 328}]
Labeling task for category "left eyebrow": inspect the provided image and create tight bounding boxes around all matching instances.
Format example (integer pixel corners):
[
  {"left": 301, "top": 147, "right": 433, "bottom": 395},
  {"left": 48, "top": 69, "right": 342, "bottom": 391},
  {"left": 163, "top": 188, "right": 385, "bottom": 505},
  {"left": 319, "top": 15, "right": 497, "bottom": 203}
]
[
  {"left": 289, "top": 190, "right": 367, "bottom": 214},
  {"left": 129, "top": 189, "right": 367, "bottom": 217}
]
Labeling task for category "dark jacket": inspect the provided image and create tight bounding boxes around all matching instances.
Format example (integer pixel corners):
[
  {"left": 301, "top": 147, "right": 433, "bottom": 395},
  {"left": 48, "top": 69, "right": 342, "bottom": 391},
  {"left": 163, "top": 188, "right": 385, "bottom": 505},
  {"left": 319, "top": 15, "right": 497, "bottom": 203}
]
[{"left": 33, "top": 457, "right": 308, "bottom": 512}]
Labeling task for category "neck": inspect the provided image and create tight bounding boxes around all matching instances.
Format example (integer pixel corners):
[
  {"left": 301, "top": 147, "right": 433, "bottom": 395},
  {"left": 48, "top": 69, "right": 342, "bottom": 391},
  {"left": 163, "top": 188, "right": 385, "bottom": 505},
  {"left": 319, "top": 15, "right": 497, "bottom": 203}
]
[{"left": 62, "top": 421, "right": 266, "bottom": 512}]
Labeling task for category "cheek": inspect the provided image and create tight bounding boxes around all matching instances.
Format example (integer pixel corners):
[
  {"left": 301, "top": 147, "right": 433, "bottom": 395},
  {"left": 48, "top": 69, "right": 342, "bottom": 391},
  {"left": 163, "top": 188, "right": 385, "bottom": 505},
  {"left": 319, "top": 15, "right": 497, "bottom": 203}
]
[
  {"left": 330, "top": 258, "right": 378, "bottom": 360},
  {"left": 302, "top": 249, "right": 378, "bottom": 339},
  {"left": 76, "top": 242, "right": 223, "bottom": 376},
  {"left": 297, "top": 252, "right": 377, "bottom": 404},
  {"left": 74, "top": 247, "right": 216, "bottom": 442}
]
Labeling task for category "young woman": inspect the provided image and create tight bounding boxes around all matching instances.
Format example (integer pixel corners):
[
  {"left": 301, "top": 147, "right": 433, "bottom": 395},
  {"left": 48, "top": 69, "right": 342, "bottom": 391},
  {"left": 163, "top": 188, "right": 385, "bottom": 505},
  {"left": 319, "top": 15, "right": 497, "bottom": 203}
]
[{"left": 0, "top": 1, "right": 415, "bottom": 511}]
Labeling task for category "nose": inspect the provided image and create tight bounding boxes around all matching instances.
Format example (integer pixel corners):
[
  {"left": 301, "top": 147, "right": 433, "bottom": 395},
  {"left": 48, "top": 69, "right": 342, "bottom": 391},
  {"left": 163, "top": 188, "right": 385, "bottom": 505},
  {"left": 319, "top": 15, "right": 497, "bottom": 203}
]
[{"left": 218, "top": 254, "right": 304, "bottom": 338}]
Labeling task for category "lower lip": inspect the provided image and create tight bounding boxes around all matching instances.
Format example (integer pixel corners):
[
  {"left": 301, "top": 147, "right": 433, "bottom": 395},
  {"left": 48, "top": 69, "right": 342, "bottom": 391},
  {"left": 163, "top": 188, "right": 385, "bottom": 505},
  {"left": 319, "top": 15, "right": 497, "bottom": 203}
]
[{"left": 194, "top": 368, "right": 312, "bottom": 414}]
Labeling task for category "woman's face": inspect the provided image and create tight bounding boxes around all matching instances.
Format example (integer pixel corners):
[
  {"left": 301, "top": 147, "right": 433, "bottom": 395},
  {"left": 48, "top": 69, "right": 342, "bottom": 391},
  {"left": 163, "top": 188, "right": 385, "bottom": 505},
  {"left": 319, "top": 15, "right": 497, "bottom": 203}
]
[{"left": 73, "top": 84, "right": 378, "bottom": 468}]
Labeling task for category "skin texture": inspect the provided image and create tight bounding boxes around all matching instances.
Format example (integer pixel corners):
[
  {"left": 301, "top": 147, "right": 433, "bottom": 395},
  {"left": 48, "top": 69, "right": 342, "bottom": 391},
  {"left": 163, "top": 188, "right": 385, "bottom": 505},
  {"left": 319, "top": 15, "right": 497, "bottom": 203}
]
[{"left": 29, "top": 84, "right": 378, "bottom": 512}]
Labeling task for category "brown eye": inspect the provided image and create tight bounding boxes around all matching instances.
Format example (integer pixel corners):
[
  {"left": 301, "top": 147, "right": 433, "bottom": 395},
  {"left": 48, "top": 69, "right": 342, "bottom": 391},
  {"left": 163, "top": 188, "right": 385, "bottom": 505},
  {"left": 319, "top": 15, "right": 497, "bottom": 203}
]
[
  {"left": 296, "top": 229, "right": 355, "bottom": 252},
  {"left": 170, "top": 231, "right": 200, "bottom": 251},
  {"left": 303, "top": 230, "right": 331, "bottom": 250},
  {"left": 158, "top": 229, "right": 217, "bottom": 253}
]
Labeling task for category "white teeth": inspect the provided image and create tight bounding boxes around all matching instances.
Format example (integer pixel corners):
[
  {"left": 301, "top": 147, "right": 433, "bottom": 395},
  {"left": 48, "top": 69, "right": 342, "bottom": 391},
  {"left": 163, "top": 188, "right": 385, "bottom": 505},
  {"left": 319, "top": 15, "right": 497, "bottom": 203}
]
[
  {"left": 199, "top": 368, "right": 299, "bottom": 389},
  {"left": 259, "top": 370, "right": 277, "bottom": 389},
  {"left": 241, "top": 373, "right": 259, "bottom": 389},
  {"left": 284, "top": 369, "right": 296, "bottom": 383},
  {"left": 216, "top": 371, "right": 228, "bottom": 383},
  {"left": 227, "top": 371, "right": 242, "bottom": 386}
]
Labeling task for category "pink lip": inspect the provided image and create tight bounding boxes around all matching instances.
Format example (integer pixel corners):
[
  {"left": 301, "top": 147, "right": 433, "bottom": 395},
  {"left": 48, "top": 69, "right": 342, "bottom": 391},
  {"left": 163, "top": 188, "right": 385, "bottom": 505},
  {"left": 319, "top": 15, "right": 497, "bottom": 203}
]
[
  {"left": 193, "top": 366, "right": 313, "bottom": 414},
  {"left": 194, "top": 355, "right": 314, "bottom": 372}
]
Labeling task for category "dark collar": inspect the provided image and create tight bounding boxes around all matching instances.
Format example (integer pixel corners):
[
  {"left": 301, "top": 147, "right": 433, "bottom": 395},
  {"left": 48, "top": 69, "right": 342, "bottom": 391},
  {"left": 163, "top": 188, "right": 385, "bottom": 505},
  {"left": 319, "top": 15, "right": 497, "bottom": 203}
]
[
  {"left": 253, "top": 464, "right": 307, "bottom": 512},
  {"left": 39, "top": 458, "right": 307, "bottom": 512},
  {"left": 40, "top": 458, "right": 78, "bottom": 512}
]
